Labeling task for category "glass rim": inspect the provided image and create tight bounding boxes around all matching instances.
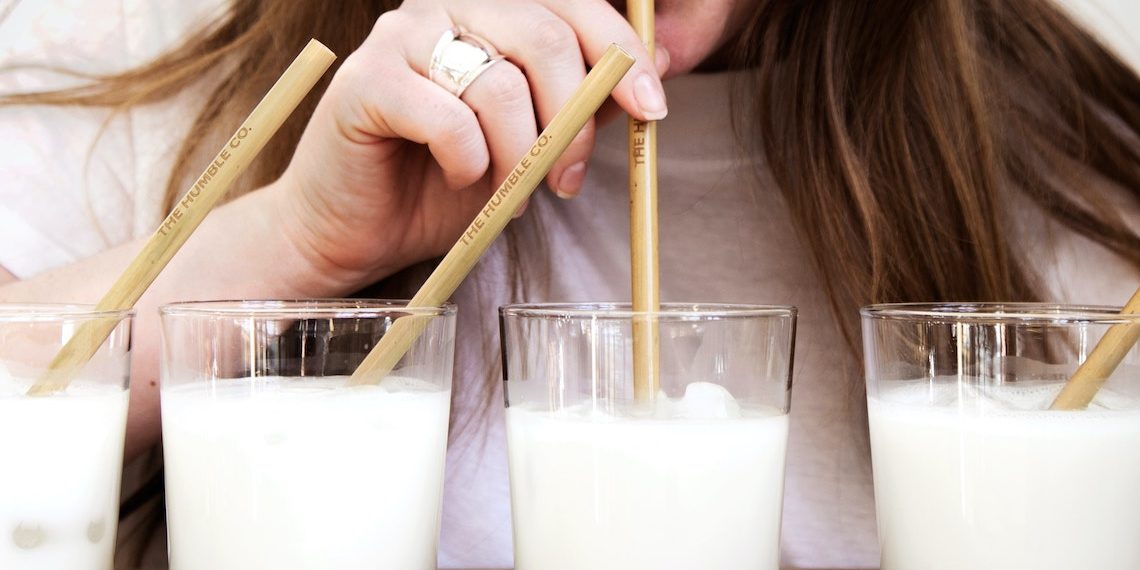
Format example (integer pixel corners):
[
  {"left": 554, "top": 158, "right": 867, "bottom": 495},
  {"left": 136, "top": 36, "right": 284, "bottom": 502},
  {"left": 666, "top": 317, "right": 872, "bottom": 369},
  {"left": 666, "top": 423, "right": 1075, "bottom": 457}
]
[
  {"left": 500, "top": 302, "right": 797, "bottom": 319},
  {"left": 0, "top": 303, "right": 134, "bottom": 322},
  {"left": 160, "top": 299, "right": 457, "bottom": 318},
  {"left": 861, "top": 302, "right": 1137, "bottom": 323}
]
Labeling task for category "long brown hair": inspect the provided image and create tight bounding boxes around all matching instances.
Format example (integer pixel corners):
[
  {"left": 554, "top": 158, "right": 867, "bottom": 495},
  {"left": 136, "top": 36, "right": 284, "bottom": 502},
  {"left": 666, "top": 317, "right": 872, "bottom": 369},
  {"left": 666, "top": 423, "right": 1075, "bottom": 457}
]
[{"left": 733, "top": 0, "right": 1140, "bottom": 346}]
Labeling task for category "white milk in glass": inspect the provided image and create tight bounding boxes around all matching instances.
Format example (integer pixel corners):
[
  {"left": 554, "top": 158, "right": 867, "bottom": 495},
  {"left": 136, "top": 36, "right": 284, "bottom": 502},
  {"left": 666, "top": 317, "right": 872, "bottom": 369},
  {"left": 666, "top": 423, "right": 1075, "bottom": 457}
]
[
  {"left": 161, "top": 376, "right": 449, "bottom": 570},
  {"left": 507, "top": 382, "right": 788, "bottom": 570},
  {"left": 869, "top": 382, "right": 1140, "bottom": 570},
  {"left": 0, "top": 377, "right": 128, "bottom": 570}
]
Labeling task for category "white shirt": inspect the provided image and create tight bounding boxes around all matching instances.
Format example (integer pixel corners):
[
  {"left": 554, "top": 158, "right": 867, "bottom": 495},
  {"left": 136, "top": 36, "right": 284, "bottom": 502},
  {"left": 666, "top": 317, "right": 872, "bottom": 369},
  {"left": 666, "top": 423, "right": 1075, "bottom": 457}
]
[{"left": 0, "top": 0, "right": 223, "bottom": 276}]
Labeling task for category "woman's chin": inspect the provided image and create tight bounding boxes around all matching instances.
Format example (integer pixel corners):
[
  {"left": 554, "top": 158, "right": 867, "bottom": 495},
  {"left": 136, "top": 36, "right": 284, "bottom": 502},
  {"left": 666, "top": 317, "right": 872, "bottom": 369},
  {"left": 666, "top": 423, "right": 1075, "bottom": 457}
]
[{"left": 655, "top": 20, "right": 722, "bottom": 78}]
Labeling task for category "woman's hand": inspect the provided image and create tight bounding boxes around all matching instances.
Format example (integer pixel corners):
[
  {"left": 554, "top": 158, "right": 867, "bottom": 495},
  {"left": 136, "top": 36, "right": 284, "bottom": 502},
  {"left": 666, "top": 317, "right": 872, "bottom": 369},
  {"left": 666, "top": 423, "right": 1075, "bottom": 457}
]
[{"left": 271, "top": 0, "right": 668, "bottom": 295}]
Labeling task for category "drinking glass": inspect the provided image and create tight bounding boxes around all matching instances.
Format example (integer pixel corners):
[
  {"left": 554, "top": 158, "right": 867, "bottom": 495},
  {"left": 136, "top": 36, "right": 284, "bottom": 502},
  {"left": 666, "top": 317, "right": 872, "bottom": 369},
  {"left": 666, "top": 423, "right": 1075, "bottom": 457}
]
[
  {"left": 863, "top": 303, "right": 1140, "bottom": 570},
  {"left": 501, "top": 303, "right": 796, "bottom": 570},
  {"left": 160, "top": 300, "right": 455, "bottom": 570},
  {"left": 0, "top": 304, "right": 132, "bottom": 570}
]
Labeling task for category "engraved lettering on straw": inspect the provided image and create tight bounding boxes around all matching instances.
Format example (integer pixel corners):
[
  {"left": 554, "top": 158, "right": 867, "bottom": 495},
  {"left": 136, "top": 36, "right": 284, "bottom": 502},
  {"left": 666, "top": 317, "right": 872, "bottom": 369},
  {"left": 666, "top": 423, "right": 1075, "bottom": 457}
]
[
  {"left": 157, "top": 127, "right": 253, "bottom": 237},
  {"left": 460, "top": 134, "right": 551, "bottom": 246},
  {"left": 631, "top": 120, "right": 647, "bottom": 166}
]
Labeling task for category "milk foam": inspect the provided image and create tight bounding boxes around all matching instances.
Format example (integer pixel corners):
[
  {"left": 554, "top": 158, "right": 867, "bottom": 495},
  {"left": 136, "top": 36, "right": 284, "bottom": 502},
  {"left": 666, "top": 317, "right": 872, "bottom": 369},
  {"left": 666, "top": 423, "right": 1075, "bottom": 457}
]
[
  {"left": 652, "top": 381, "right": 743, "bottom": 419},
  {"left": 876, "top": 377, "right": 1139, "bottom": 413}
]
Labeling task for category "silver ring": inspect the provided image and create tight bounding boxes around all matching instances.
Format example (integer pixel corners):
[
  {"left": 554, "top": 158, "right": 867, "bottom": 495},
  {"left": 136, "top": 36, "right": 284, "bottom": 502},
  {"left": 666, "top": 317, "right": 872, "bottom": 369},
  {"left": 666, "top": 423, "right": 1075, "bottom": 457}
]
[{"left": 428, "top": 27, "right": 504, "bottom": 98}]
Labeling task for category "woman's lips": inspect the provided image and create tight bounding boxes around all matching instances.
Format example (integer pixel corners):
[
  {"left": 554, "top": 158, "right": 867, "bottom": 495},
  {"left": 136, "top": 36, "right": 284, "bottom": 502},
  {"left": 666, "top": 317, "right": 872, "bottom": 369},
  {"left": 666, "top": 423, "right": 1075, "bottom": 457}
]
[{"left": 604, "top": 0, "right": 705, "bottom": 79}]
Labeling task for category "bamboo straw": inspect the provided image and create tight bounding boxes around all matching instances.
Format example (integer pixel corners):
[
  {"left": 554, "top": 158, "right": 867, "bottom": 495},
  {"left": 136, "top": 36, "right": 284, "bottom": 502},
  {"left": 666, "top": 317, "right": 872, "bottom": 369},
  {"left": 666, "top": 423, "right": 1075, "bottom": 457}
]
[
  {"left": 628, "top": 0, "right": 661, "bottom": 402},
  {"left": 347, "top": 44, "right": 635, "bottom": 386},
  {"left": 27, "top": 40, "right": 336, "bottom": 396},
  {"left": 1050, "top": 286, "right": 1140, "bottom": 410}
]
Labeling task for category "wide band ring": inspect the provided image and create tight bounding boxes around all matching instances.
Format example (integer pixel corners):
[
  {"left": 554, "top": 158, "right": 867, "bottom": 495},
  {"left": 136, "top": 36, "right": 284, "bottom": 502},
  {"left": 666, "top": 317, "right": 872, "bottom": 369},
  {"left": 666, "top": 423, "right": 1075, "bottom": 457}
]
[{"left": 428, "top": 27, "right": 504, "bottom": 98}]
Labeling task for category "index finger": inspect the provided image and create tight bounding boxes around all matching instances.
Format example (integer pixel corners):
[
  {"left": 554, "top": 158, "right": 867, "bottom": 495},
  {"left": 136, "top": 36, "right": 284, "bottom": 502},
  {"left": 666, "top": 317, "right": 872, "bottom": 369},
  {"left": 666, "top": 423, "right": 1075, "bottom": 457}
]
[{"left": 539, "top": 0, "right": 668, "bottom": 121}]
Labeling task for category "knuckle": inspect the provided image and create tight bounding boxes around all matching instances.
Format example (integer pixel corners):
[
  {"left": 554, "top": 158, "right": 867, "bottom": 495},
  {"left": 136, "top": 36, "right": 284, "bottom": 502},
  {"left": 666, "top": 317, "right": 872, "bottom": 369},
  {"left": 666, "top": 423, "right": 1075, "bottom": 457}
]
[
  {"left": 477, "top": 64, "right": 531, "bottom": 109},
  {"left": 528, "top": 17, "right": 579, "bottom": 58},
  {"left": 439, "top": 111, "right": 484, "bottom": 157},
  {"left": 332, "top": 56, "right": 364, "bottom": 86},
  {"left": 433, "top": 103, "right": 474, "bottom": 138},
  {"left": 333, "top": 53, "right": 382, "bottom": 87},
  {"left": 370, "top": 9, "right": 407, "bottom": 36}
]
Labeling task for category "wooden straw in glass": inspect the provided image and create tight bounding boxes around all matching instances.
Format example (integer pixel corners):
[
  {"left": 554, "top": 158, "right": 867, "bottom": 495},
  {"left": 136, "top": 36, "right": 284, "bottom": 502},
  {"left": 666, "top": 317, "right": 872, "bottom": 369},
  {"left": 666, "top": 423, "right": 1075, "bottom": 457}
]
[
  {"left": 628, "top": 0, "right": 661, "bottom": 402},
  {"left": 27, "top": 40, "right": 336, "bottom": 395},
  {"left": 1050, "top": 286, "right": 1140, "bottom": 410},
  {"left": 347, "top": 44, "right": 636, "bottom": 386}
]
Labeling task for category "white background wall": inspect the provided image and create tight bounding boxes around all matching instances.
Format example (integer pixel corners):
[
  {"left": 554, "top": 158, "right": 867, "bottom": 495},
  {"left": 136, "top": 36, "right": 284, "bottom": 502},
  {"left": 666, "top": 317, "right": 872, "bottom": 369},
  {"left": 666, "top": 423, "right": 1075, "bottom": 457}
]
[{"left": 1059, "top": 0, "right": 1140, "bottom": 70}]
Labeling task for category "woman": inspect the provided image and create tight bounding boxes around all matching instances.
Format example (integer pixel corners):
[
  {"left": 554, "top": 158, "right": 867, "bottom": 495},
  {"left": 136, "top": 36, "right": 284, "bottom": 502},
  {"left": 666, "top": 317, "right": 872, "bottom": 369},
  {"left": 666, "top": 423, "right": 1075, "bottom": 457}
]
[{"left": 2, "top": 0, "right": 1138, "bottom": 567}]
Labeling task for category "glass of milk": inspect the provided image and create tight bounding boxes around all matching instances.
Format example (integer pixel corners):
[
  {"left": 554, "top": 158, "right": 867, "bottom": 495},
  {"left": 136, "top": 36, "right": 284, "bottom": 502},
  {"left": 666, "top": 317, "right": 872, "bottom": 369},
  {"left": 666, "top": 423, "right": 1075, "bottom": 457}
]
[
  {"left": 501, "top": 303, "right": 796, "bottom": 570},
  {"left": 160, "top": 300, "right": 455, "bottom": 570},
  {"left": 0, "top": 304, "right": 133, "bottom": 570},
  {"left": 863, "top": 303, "right": 1140, "bottom": 570}
]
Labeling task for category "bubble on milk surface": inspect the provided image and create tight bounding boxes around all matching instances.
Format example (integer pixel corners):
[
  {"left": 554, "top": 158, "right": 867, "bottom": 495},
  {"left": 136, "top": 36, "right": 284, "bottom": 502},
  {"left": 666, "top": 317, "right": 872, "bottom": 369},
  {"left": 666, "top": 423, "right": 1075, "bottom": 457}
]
[
  {"left": 11, "top": 522, "right": 45, "bottom": 550},
  {"left": 86, "top": 518, "right": 105, "bottom": 543},
  {"left": 656, "top": 382, "right": 742, "bottom": 419},
  {"left": 378, "top": 375, "right": 437, "bottom": 393}
]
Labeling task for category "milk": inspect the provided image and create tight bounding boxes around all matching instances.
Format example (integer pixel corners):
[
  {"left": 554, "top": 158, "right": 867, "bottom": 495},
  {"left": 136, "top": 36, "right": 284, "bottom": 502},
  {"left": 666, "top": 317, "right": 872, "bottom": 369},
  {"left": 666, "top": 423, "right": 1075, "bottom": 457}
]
[
  {"left": 0, "top": 378, "right": 128, "bottom": 570},
  {"left": 506, "top": 382, "right": 789, "bottom": 570},
  {"left": 869, "top": 382, "right": 1140, "bottom": 570},
  {"left": 161, "top": 376, "right": 450, "bottom": 570}
]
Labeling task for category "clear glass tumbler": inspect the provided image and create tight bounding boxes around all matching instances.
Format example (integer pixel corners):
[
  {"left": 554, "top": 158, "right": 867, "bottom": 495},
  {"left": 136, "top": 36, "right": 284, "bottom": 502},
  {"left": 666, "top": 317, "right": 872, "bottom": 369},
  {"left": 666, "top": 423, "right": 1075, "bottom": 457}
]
[
  {"left": 863, "top": 303, "right": 1140, "bottom": 570},
  {"left": 0, "top": 304, "right": 132, "bottom": 570},
  {"left": 501, "top": 303, "right": 796, "bottom": 570},
  {"left": 160, "top": 300, "right": 455, "bottom": 570}
]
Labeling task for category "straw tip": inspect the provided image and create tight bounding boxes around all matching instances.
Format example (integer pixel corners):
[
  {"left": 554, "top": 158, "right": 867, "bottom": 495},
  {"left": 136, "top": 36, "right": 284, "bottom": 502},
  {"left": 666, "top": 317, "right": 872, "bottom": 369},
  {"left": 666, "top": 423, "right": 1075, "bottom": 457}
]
[
  {"left": 303, "top": 39, "right": 337, "bottom": 63},
  {"left": 604, "top": 43, "right": 636, "bottom": 65}
]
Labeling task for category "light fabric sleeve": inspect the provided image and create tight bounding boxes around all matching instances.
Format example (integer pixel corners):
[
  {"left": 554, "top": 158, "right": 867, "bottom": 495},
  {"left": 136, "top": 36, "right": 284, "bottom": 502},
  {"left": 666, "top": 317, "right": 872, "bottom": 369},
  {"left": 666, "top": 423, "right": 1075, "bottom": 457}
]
[{"left": 0, "top": 0, "right": 223, "bottom": 278}]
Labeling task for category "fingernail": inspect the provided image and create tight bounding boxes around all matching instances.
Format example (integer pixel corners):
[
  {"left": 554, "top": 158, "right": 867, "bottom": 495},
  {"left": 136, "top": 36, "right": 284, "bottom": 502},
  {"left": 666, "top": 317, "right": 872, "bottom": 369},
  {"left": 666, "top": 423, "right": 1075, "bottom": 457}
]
[
  {"left": 513, "top": 200, "right": 529, "bottom": 219},
  {"left": 633, "top": 72, "right": 668, "bottom": 120},
  {"left": 557, "top": 162, "right": 587, "bottom": 198}
]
